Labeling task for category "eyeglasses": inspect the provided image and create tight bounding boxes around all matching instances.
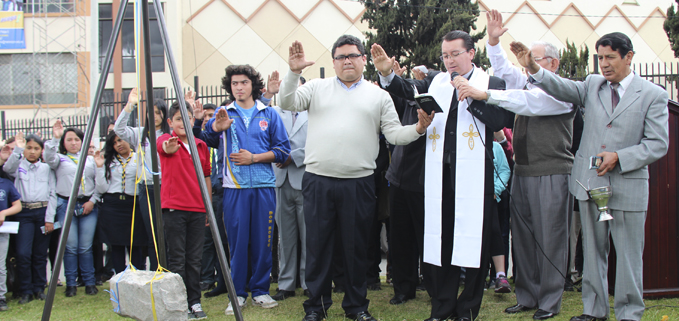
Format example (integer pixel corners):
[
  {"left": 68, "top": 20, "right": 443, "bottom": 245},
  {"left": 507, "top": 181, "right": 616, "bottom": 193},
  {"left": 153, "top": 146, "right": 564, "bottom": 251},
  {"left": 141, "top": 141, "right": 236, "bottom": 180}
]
[
  {"left": 439, "top": 50, "right": 468, "bottom": 61},
  {"left": 333, "top": 54, "right": 363, "bottom": 61},
  {"left": 534, "top": 56, "right": 553, "bottom": 62}
]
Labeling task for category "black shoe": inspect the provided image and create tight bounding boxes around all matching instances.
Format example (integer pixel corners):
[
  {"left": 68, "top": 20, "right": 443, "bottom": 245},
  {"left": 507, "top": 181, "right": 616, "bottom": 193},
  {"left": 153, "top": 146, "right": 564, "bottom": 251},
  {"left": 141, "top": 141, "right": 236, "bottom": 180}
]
[
  {"left": 18, "top": 294, "right": 33, "bottom": 304},
  {"left": 534, "top": 310, "right": 557, "bottom": 320},
  {"left": 271, "top": 290, "right": 295, "bottom": 301},
  {"left": 570, "top": 315, "right": 608, "bottom": 321},
  {"left": 85, "top": 285, "right": 98, "bottom": 295},
  {"left": 389, "top": 293, "right": 414, "bottom": 305},
  {"left": 76, "top": 279, "right": 85, "bottom": 287},
  {"left": 505, "top": 304, "right": 535, "bottom": 314},
  {"left": 424, "top": 318, "right": 443, "bottom": 321},
  {"left": 96, "top": 279, "right": 104, "bottom": 286},
  {"left": 65, "top": 286, "right": 77, "bottom": 297},
  {"left": 303, "top": 289, "right": 311, "bottom": 297},
  {"left": 367, "top": 282, "right": 381, "bottom": 291},
  {"left": 199, "top": 282, "right": 213, "bottom": 292},
  {"left": 203, "top": 287, "right": 227, "bottom": 298},
  {"left": 303, "top": 310, "right": 327, "bottom": 321},
  {"left": 34, "top": 292, "right": 46, "bottom": 300},
  {"left": 346, "top": 311, "right": 377, "bottom": 321}
]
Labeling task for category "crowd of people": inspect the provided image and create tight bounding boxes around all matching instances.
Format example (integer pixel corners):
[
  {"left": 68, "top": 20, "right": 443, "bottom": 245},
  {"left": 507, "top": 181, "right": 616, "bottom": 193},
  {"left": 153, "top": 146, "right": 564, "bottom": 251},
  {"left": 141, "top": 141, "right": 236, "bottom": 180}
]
[{"left": 0, "top": 8, "right": 669, "bottom": 321}]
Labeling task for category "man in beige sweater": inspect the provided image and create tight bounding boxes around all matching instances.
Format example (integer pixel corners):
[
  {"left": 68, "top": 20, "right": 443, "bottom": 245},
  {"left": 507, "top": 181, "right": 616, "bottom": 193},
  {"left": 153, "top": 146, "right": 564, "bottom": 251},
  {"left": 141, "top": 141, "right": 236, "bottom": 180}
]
[{"left": 278, "top": 34, "right": 433, "bottom": 321}]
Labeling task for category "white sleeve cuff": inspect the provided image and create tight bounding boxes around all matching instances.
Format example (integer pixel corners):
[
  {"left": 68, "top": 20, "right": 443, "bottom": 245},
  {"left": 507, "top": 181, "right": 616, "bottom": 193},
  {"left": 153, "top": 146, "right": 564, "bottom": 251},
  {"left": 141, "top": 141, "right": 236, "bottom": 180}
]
[
  {"left": 530, "top": 68, "right": 546, "bottom": 83},
  {"left": 378, "top": 72, "right": 395, "bottom": 88}
]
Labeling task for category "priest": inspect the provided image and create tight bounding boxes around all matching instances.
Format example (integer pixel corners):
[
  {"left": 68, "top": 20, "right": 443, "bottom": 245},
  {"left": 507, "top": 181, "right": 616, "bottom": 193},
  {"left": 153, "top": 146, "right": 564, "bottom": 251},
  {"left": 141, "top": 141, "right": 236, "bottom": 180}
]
[{"left": 372, "top": 30, "right": 515, "bottom": 321}]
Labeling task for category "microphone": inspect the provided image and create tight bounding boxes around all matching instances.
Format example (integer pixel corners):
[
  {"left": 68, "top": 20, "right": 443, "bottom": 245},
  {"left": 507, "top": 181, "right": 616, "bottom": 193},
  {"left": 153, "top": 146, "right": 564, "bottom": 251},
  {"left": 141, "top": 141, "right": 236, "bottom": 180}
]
[{"left": 450, "top": 71, "right": 460, "bottom": 87}]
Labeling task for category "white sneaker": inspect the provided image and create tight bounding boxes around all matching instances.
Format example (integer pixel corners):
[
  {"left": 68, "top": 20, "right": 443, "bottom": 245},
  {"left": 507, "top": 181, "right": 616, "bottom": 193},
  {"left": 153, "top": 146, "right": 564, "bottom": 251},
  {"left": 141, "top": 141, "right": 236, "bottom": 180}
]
[
  {"left": 225, "top": 296, "right": 247, "bottom": 315},
  {"left": 252, "top": 294, "right": 278, "bottom": 309}
]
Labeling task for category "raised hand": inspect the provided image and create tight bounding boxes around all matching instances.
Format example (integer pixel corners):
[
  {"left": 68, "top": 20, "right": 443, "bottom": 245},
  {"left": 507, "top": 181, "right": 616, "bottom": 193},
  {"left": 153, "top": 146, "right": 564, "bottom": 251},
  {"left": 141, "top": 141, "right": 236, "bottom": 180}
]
[
  {"left": 211, "top": 108, "right": 233, "bottom": 132},
  {"left": 486, "top": 9, "right": 509, "bottom": 46},
  {"left": 370, "top": 43, "right": 395, "bottom": 76},
  {"left": 510, "top": 41, "right": 540, "bottom": 74},
  {"left": 53, "top": 119, "right": 64, "bottom": 139},
  {"left": 94, "top": 150, "right": 105, "bottom": 168},
  {"left": 15, "top": 131, "right": 25, "bottom": 149},
  {"left": 267, "top": 71, "right": 282, "bottom": 95},
  {"left": 393, "top": 60, "right": 407, "bottom": 77},
  {"left": 0, "top": 145, "right": 10, "bottom": 162},
  {"left": 193, "top": 99, "right": 205, "bottom": 120},
  {"left": 124, "top": 88, "right": 139, "bottom": 112},
  {"left": 412, "top": 68, "right": 426, "bottom": 81},
  {"left": 163, "top": 136, "right": 180, "bottom": 154},
  {"left": 288, "top": 41, "right": 315, "bottom": 73},
  {"left": 185, "top": 90, "right": 196, "bottom": 108}
]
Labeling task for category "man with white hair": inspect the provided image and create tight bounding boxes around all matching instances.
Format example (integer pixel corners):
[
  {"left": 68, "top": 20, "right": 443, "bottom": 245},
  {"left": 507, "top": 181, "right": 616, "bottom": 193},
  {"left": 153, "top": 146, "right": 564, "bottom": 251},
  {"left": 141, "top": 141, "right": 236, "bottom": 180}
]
[{"left": 457, "top": 10, "right": 576, "bottom": 320}]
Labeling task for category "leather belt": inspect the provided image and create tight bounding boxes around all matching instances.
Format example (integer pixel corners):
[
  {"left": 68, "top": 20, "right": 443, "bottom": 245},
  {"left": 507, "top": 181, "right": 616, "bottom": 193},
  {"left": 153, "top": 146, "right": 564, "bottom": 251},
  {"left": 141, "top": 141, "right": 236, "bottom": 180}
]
[
  {"left": 22, "top": 201, "right": 49, "bottom": 209},
  {"left": 57, "top": 194, "right": 92, "bottom": 203}
]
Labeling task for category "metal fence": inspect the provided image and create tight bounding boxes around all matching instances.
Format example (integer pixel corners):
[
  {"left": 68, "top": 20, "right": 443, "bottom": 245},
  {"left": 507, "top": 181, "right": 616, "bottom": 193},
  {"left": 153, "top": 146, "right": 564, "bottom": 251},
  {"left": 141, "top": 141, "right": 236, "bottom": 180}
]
[{"left": 0, "top": 111, "right": 88, "bottom": 142}]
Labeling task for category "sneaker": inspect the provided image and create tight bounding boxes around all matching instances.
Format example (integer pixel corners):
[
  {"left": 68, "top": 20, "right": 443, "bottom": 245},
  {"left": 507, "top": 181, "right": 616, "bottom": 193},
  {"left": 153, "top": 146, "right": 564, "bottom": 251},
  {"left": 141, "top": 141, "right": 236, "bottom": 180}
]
[
  {"left": 190, "top": 303, "right": 207, "bottom": 320},
  {"left": 252, "top": 294, "right": 278, "bottom": 309},
  {"left": 19, "top": 294, "right": 33, "bottom": 304},
  {"left": 225, "top": 296, "right": 247, "bottom": 315},
  {"left": 495, "top": 276, "right": 512, "bottom": 293},
  {"left": 0, "top": 299, "right": 7, "bottom": 311}
]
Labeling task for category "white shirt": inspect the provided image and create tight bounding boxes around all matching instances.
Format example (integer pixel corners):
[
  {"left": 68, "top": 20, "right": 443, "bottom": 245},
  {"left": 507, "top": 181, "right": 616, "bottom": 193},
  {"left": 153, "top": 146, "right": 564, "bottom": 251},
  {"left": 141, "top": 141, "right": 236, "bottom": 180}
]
[{"left": 485, "top": 41, "right": 573, "bottom": 116}]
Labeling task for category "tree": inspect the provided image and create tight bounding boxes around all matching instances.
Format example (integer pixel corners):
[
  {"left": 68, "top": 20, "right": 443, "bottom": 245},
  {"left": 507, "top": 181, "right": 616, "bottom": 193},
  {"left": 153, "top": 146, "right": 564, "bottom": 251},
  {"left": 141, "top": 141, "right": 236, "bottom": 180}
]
[
  {"left": 663, "top": 1, "right": 679, "bottom": 58},
  {"left": 558, "top": 40, "right": 590, "bottom": 80},
  {"left": 362, "top": 0, "right": 487, "bottom": 79}
]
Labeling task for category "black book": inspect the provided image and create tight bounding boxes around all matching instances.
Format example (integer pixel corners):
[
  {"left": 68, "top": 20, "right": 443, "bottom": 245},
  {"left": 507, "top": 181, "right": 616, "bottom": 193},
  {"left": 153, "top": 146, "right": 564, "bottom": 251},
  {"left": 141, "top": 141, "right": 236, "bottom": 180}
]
[{"left": 414, "top": 94, "right": 443, "bottom": 114}]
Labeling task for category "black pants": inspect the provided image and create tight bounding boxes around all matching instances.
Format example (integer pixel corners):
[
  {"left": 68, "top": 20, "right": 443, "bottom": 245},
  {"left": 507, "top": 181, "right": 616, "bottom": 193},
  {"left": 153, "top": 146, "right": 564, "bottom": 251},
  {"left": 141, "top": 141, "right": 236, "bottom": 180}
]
[
  {"left": 303, "top": 172, "right": 374, "bottom": 315},
  {"left": 423, "top": 168, "right": 493, "bottom": 320},
  {"left": 111, "top": 245, "right": 145, "bottom": 274},
  {"left": 140, "top": 184, "right": 160, "bottom": 271},
  {"left": 163, "top": 209, "right": 205, "bottom": 307},
  {"left": 200, "top": 185, "right": 225, "bottom": 284},
  {"left": 388, "top": 186, "right": 424, "bottom": 298}
]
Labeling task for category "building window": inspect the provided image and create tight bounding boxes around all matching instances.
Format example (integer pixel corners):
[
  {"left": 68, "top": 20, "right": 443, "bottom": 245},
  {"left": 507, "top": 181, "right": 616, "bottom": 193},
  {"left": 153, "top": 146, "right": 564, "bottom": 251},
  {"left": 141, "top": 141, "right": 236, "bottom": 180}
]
[
  {"left": 24, "top": 0, "right": 76, "bottom": 14},
  {"left": 99, "top": 4, "right": 113, "bottom": 73},
  {"left": 98, "top": 3, "right": 165, "bottom": 73},
  {"left": 0, "top": 53, "right": 77, "bottom": 105}
]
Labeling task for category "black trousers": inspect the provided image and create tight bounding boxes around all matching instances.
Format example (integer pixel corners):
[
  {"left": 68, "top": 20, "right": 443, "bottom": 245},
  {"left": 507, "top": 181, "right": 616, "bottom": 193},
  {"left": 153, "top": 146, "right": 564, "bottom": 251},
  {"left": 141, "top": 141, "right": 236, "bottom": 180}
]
[
  {"left": 303, "top": 172, "right": 374, "bottom": 315},
  {"left": 388, "top": 186, "right": 424, "bottom": 298},
  {"left": 423, "top": 167, "right": 493, "bottom": 320},
  {"left": 163, "top": 209, "right": 205, "bottom": 307},
  {"left": 140, "top": 184, "right": 160, "bottom": 271}
]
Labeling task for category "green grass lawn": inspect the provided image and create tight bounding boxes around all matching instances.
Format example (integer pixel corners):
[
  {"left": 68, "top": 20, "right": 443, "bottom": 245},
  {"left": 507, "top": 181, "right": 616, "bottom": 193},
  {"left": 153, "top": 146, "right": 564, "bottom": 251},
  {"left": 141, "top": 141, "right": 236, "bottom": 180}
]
[{"left": 2, "top": 281, "right": 678, "bottom": 320}]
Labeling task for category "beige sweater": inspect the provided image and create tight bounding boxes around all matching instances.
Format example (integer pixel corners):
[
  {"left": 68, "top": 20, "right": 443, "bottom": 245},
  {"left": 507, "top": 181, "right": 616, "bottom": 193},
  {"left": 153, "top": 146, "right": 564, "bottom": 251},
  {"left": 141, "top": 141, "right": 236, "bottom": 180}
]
[{"left": 279, "top": 70, "right": 422, "bottom": 178}]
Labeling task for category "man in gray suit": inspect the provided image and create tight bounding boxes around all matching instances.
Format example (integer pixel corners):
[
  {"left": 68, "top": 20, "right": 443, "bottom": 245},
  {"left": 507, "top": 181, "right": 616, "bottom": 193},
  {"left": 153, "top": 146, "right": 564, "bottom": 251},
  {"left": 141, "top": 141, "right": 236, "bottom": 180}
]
[
  {"left": 509, "top": 32, "right": 669, "bottom": 321},
  {"left": 271, "top": 96, "right": 309, "bottom": 301}
]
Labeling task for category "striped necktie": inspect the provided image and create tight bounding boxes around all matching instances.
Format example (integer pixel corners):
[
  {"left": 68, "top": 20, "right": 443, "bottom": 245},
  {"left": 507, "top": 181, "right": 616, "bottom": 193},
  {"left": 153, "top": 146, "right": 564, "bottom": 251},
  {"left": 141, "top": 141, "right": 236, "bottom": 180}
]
[
  {"left": 117, "top": 153, "right": 133, "bottom": 194},
  {"left": 610, "top": 83, "right": 620, "bottom": 110}
]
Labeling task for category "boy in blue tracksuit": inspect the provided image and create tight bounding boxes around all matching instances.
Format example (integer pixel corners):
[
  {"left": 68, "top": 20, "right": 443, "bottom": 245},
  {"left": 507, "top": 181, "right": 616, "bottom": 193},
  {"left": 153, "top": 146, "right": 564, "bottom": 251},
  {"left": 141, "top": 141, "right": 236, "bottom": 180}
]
[{"left": 203, "top": 65, "right": 290, "bottom": 315}]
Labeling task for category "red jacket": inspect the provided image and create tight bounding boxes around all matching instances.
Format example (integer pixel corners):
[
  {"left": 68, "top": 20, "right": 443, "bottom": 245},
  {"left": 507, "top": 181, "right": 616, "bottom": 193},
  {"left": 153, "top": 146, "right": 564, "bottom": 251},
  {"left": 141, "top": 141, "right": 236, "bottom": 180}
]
[{"left": 157, "top": 132, "right": 211, "bottom": 212}]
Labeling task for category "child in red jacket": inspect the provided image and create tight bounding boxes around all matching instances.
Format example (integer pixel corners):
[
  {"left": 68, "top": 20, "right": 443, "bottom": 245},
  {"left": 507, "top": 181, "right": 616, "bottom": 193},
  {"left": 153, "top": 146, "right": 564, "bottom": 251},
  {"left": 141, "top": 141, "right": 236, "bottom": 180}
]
[{"left": 157, "top": 101, "right": 211, "bottom": 320}]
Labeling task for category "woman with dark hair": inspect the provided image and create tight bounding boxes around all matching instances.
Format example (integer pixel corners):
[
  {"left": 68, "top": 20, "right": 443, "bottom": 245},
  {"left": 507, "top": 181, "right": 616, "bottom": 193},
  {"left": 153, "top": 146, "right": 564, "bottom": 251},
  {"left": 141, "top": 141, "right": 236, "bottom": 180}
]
[
  {"left": 94, "top": 132, "right": 147, "bottom": 274},
  {"left": 114, "top": 88, "right": 169, "bottom": 271},
  {"left": 0, "top": 132, "right": 56, "bottom": 303},
  {"left": 43, "top": 120, "right": 101, "bottom": 297}
]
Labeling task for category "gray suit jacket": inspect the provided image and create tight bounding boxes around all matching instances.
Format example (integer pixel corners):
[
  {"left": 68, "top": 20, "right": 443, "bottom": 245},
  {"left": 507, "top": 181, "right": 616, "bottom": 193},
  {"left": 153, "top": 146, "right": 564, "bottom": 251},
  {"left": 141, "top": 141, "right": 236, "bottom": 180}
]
[
  {"left": 273, "top": 107, "right": 308, "bottom": 190},
  {"left": 534, "top": 71, "right": 669, "bottom": 211}
]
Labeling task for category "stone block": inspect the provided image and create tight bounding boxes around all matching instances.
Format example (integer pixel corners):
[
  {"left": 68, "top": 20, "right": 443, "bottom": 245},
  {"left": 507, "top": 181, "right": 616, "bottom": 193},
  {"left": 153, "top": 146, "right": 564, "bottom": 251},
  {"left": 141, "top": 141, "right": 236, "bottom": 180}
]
[{"left": 108, "top": 270, "right": 188, "bottom": 321}]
